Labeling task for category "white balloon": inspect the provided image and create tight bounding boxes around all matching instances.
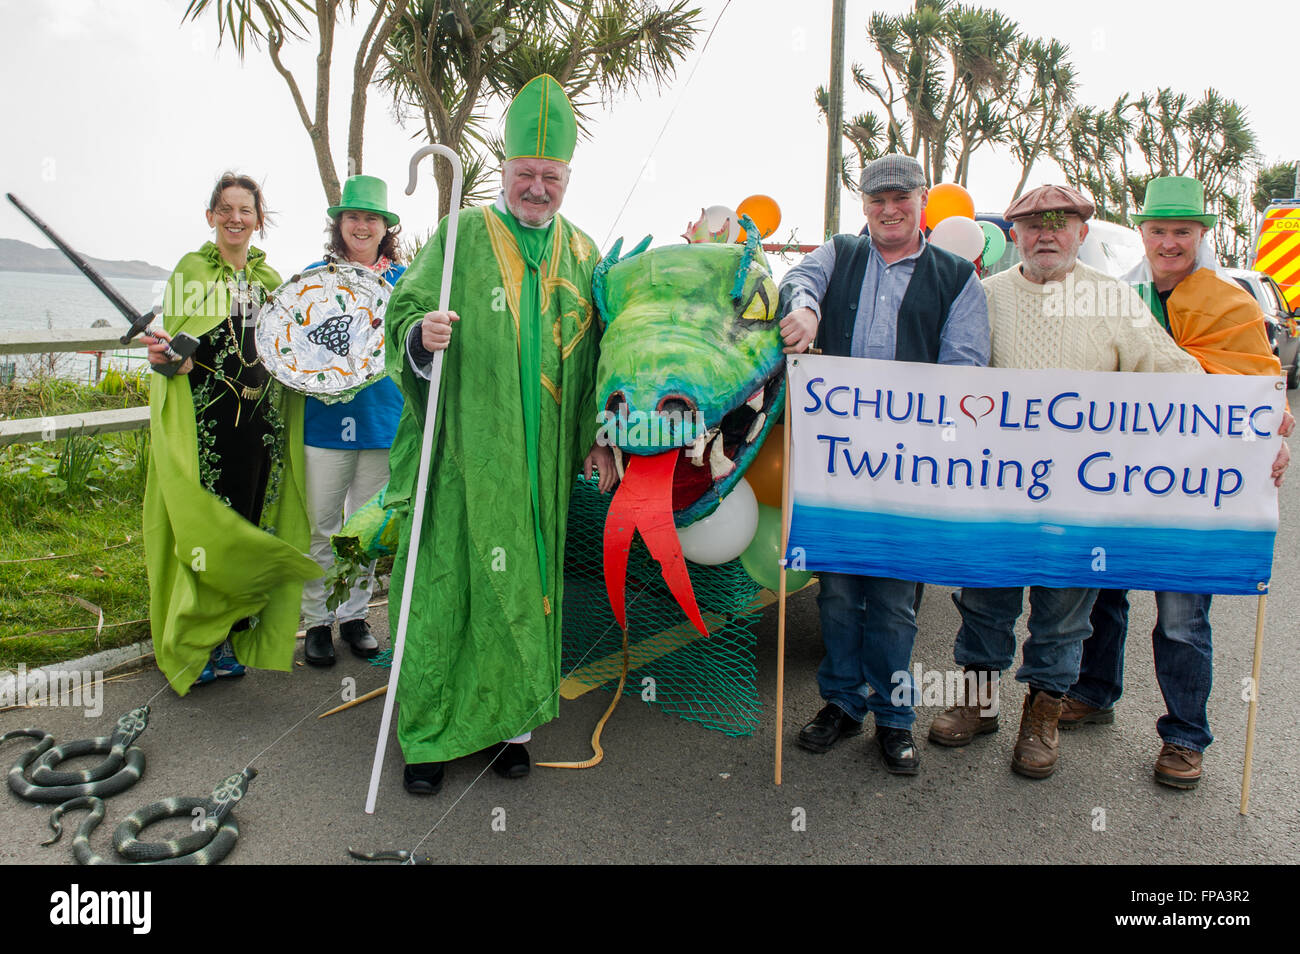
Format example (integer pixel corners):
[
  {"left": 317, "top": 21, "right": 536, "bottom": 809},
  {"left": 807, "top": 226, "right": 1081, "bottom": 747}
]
[
  {"left": 677, "top": 478, "right": 759, "bottom": 565},
  {"left": 704, "top": 204, "right": 741, "bottom": 243},
  {"left": 928, "top": 215, "right": 985, "bottom": 262}
]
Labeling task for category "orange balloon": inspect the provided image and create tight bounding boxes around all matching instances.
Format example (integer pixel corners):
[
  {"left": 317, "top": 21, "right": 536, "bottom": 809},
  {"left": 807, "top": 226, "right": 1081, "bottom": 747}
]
[
  {"left": 924, "top": 183, "right": 975, "bottom": 229},
  {"left": 745, "top": 422, "right": 784, "bottom": 508},
  {"left": 736, "top": 194, "right": 781, "bottom": 242}
]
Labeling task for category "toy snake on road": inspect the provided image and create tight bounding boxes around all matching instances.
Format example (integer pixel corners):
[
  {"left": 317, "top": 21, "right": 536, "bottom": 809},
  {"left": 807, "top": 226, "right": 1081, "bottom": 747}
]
[
  {"left": 44, "top": 767, "right": 257, "bottom": 865},
  {"left": 2, "top": 706, "right": 150, "bottom": 803}
]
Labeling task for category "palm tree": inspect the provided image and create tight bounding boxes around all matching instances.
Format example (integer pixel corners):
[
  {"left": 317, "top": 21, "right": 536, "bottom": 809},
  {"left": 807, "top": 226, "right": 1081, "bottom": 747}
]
[
  {"left": 379, "top": 0, "right": 703, "bottom": 218},
  {"left": 1005, "top": 37, "right": 1076, "bottom": 199},
  {"left": 183, "top": 0, "right": 412, "bottom": 207}
]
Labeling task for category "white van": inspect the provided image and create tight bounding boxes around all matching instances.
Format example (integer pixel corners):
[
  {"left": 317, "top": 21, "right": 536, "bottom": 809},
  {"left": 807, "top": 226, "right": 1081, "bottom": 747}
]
[{"left": 978, "top": 215, "right": 1146, "bottom": 279}]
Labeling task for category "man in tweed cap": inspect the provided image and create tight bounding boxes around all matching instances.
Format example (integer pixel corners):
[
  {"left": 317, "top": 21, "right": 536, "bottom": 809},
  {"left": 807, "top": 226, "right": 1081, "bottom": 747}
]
[
  {"left": 777, "top": 154, "right": 990, "bottom": 775},
  {"left": 928, "top": 183, "right": 1200, "bottom": 780}
]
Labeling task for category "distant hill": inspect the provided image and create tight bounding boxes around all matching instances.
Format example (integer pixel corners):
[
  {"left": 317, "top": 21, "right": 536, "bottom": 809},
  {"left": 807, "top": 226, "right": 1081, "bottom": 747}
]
[{"left": 0, "top": 237, "right": 170, "bottom": 280}]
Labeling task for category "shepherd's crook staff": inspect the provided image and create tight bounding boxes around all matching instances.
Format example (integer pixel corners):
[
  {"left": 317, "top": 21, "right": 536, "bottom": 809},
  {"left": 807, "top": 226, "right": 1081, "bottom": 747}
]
[
  {"left": 364, "top": 145, "right": 462, "bottom": 814},
  {"left": 1240, "top": 592, "right": 1267, "bottom": 814}
]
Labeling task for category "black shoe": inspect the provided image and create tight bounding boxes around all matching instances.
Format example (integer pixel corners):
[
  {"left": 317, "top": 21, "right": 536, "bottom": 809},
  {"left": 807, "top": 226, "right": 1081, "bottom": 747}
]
[
  {"left": 487, "top": 742, "right": 531, "bottom": 779},
  {"left": 876, "top": 726, "right": 920, "bottom": 775},
  {"left": 403, "top": 762, "right": 445, "bottom": 795},
  {"left": 797, "top": 703, "right": 863, "bottom": 754},
  {"left": 304, "top": 625, "right": 335, "bottom": 667},
  {"left": 339, "top": 618, "right": 380, "bottom": 659}
]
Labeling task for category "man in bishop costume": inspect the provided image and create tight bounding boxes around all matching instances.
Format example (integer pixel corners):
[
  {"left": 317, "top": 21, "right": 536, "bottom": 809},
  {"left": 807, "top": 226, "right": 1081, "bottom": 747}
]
[{"left": 384, "top": 75, "right": 617, "bottom": 795}]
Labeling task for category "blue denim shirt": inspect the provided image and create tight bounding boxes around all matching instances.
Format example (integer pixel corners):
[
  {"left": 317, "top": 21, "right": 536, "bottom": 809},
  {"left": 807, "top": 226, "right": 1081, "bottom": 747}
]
[{"left": 781, "top": 234, "right": 990, "bottom": 366}]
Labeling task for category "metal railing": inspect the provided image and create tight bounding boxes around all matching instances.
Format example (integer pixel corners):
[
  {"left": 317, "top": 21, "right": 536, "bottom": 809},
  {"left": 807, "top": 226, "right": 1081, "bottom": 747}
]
[{"left": 0, "top": 328, "right": 150, "bottom": 446}]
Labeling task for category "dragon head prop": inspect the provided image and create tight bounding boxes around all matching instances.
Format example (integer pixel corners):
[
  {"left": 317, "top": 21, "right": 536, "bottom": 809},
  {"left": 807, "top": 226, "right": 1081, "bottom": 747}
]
[{"left": 594, "top": 216, "right": 786, "bottom": 636}]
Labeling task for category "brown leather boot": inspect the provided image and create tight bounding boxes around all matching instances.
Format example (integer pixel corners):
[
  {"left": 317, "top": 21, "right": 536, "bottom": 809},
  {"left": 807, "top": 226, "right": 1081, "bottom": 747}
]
[
  {"left": 928, "top": 671, "right": 999, "bottom": 747},
  {"left": 1058, "top": 695, "right": 1114, "bottom": 729},
  {"left": 1011, "top": 691, "right": 1062, "bottom": 779},
  {"left": 1154, "top": 743, "right": 1203, "bottom": 789}
]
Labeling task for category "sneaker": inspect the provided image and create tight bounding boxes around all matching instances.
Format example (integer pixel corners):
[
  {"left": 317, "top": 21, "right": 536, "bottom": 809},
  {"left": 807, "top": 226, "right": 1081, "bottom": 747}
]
[
  {"left": 193, "top": 660, "right": 217, "bottom": 687},
  {"left": 211, "top": 639, "right": 246, "bottom": 678}
]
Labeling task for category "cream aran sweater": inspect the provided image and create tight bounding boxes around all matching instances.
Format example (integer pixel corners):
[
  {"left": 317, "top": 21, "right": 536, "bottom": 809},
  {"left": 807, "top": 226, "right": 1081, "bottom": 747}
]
[{"left": 982, "top": 262, "right": 1203, "bottom": 374}]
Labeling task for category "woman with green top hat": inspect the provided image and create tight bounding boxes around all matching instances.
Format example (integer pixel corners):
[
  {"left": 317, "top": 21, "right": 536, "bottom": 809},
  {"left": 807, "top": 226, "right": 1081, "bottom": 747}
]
[
  {"left": 299, "top": 175, "right": 408, "bottom": 667},
  {"left": 142, "top": 172, "right": 318, "bottom": 693}
]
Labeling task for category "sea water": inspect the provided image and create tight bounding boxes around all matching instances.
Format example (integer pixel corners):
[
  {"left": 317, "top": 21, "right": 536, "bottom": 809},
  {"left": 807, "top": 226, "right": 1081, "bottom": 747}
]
[
  {"left": 787, "top": 503, "right": 1274, "bottom": 595},
  {"left": 0, "top": 271, "right": 162, "bottom": 383}
]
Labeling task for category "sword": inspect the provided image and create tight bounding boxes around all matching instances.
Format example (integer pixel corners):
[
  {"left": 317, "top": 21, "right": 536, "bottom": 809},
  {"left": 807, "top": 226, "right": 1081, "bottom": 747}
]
[{"left": 6, "top": 192, "right": 160, "bottom": 345}]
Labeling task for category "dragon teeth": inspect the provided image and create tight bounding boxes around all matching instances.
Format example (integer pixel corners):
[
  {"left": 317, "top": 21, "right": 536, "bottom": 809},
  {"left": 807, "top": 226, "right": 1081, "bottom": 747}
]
[
  {"left": 745, "top": 391, "right": 764, "bottom": 412},
  {"left": 745, "top": 411, "right": 767, "bottom": 444},
  {"left": 611, "top": 445, "right": 625, "bottom": 480},
  {"left": 686, "top": 431, "right": 709, "bottom": 466},
  {"left": 708, "top": 434, "right": 735, "bottom": 480}
]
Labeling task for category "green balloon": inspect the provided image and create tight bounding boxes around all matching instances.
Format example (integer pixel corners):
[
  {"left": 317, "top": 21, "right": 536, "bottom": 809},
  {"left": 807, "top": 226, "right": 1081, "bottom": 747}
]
[
  {"left": 740, "top": 504, "right": 814, "bottom": 592},
  {"left": 979, "top": 220, "right": 1007, "bottom": 266}
]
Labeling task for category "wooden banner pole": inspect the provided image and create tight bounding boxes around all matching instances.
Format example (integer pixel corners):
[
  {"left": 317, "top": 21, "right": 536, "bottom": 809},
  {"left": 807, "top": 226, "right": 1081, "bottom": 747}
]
[
  {"left": 1240, "top": 592, "right": 1267, "bottom": 815},
  {"left": 775, "top": 374, "right": 794, "bottom": 785}
]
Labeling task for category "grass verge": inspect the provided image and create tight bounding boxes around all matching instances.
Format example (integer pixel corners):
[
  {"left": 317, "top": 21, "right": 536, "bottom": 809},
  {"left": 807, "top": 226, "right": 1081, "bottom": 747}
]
[{"left": 1, "top": 375, "right": 151, "bottom": 670}]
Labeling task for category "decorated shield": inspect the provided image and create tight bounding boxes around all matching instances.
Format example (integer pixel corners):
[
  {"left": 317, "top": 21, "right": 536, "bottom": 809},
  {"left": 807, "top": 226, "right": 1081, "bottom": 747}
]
[{"left": 256, "top": 262, "right": 391, "bottom": 402}]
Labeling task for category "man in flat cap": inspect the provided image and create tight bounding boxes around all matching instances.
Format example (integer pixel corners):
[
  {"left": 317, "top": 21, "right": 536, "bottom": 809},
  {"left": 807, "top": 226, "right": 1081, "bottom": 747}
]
[
  {"left": 1060, "top": 175, "right": 1291, "bottom": 789},
  {"left": 777, "top": 154, "right": 990, "bottom": 775},
  {"left": 928, "top": 183, "right": 1202, "bottom": 780},
  {"left": 384, "top": 74, "right": 616, "bottom": 795}
]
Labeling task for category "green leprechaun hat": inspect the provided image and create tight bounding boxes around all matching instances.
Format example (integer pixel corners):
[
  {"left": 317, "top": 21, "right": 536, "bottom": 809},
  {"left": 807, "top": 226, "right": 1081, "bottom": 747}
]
[
  {"left": 327, "top": 175, "right": 399, "bottom": 226},
  {"left": 1130, "top": 175, "right": 1217, "bottom": 228},
  {"left": 504, "top": 74, "right": 577, "bottom": 163}
]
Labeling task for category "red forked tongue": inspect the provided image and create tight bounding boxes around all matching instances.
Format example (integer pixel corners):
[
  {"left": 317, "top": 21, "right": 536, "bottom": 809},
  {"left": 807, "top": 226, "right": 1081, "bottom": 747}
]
[{"left": 603, "top": 450, "right": 710, "bottom": 638}]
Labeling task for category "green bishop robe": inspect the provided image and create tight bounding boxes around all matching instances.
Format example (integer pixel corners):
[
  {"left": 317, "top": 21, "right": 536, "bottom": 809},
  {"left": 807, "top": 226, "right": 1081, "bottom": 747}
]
[
  {"left": 384, "top": 204, "right": 601, "bottom": 763},
  {"left": 144, "top": 242, "right": 319, "bottom": 695}
]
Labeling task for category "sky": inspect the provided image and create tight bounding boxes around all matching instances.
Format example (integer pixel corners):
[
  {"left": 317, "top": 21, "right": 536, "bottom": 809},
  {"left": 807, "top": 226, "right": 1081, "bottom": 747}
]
[{"left": 0, "top": 0, "right": 1294, "bottom": 275}]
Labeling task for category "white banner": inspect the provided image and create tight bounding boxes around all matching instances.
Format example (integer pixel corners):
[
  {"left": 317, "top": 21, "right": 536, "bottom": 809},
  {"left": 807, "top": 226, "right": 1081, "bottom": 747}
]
[{"left": 784, "top": 354, "right": 1284, "bottom": 594}]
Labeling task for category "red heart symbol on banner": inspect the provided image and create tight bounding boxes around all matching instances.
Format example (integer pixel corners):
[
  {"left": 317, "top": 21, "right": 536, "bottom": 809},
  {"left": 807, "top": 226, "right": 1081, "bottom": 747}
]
[{"left": 959, "top": 394, "right": 995, "bottom": 426}]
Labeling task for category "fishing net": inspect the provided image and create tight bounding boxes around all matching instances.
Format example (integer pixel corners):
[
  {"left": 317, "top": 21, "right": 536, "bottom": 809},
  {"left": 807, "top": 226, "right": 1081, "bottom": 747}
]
[
  {"left": 558, "top": 475, "right": 766, "bottom": 737},
  {"left": 370, "top": 475, "right": 768, "bottom": 737}
]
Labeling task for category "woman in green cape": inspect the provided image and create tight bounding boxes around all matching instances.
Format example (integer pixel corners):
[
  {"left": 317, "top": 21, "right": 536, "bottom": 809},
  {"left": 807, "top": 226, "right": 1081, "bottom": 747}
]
[{"left": 143, "top": 173, "right": 319, "bottom": 694}]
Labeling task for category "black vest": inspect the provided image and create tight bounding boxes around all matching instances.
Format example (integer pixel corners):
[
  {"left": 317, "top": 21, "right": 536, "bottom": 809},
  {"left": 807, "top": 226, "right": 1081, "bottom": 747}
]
[{"left": 811, "top": 234, "right": 974, "bottom": 362}]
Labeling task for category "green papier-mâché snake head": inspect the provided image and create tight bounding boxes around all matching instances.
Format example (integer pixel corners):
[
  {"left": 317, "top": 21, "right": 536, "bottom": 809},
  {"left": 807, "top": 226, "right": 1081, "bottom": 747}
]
[{"left": 594, "top": 215, "right": 786, "bottom": 528}]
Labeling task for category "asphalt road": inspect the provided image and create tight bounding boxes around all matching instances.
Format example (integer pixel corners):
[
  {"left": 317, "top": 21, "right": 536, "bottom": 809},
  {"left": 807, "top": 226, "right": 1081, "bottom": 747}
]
[{"left": 3, "top": 399, "right": 1298, "bottom": 867}]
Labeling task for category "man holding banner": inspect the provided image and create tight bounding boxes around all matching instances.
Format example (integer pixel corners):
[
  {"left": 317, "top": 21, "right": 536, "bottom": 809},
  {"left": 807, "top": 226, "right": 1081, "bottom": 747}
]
[
  {"left": 928, "top": 184, "right": 1204, "bottom": 780},
  {"left": 778, "top": 154, "right": 990, "bottom": 774},
  {"left": 1060, "top": 176, "right": 1292, "bottom": 789}
]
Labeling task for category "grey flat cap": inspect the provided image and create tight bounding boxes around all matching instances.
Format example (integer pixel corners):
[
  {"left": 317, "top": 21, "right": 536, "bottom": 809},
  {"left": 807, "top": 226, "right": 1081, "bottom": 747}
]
[{"left": 860, "top": 154, "right": 926, "bottom": 195}]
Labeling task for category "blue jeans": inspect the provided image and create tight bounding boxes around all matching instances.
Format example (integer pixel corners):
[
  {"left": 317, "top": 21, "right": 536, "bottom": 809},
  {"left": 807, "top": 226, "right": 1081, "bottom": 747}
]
[
  {"left": 952, "top": 586, "right": 1099, "bottom": 694},
  {"left": 1068, "top": 589, "right": 1214, "bottom": 752},
  {"left": 815, "top": 572, "right": 920, "bottom": 730}
]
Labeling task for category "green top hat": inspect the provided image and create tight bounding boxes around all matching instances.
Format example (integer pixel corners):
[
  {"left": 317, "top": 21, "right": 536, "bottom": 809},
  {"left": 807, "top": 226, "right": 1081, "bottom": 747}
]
[
  {"left": 504, "top": 74, "right": 577, "bottom": 164},
  {"left": 1130, "top": 176, "right": 1216, "bottom": 228},
  {"left": 327, "top": 175, "right": 399, "bottom": 226}
]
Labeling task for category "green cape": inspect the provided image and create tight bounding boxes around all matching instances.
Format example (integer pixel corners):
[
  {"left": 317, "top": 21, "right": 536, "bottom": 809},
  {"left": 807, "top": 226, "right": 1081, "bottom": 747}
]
[
  {"left": 384, "top": 205, "right": 600, "bottom": 762},
  {"left": 144, "top": 242, "right": 319, "bottom": 695}
]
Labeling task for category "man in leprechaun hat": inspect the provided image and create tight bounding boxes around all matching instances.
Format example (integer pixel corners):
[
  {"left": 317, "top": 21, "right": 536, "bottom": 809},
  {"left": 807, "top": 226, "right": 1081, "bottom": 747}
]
[
  {"left": 1061, "top": 175, "right": 1293, "bottom": 789},
  {"left": 382, "top": 74, "right": 617, "bottom": 795}
]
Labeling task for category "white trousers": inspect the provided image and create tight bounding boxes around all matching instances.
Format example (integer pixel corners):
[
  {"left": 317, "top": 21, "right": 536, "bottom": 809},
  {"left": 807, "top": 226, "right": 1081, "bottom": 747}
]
[{"left": 300, "top": 446, "right": 391, "bottom": 627}]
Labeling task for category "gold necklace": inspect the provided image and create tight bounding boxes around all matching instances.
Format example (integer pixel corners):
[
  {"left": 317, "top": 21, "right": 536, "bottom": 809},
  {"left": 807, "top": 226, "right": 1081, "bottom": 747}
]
[{"left": 224, "top": 277, "right": 265, "bottom": 371}]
